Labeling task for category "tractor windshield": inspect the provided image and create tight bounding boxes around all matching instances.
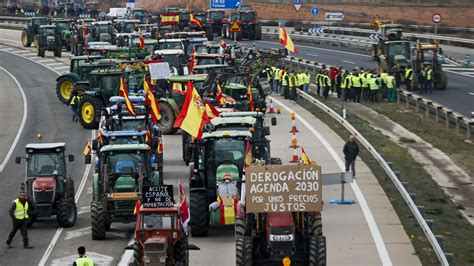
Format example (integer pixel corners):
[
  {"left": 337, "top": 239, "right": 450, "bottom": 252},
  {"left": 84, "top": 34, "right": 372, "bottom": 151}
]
[
  {"left": 106, "top": 151, "right": 145, "bottom": 174},
  {"left": 96, "top": 24, "right": 113, "bottom": 34},
  {"left": 120, "top": 118, "right": 147, "bottom": 131},
  {"left": 100, "top": 75, "right": 121, "bottom": 94},
  {"left": 109, "top": 136, "right": 143, "bottom": 145},
  {"left": 142, "top": 214, "right": 174, "bottom": 230},
  {"left": 197, "top": 58, "right": 221, "bottom": 65},
  {"left": 209, "top": 11, "right": 224, "bottom": 20},
  {"left": 44, "top": 28, "right": 56, "bottom": 36},
  {"left": 240, "top": 12, "right": 255, "bottom": 22},
  {"left": 27, "top": 152, "right": 64, "bottom": 177},
  {"left": 56, "top": 21, "right": 70, "bottom": 30},
  {"left": 160, "top": 54, "right": 181, "bottom": 67},
  {"left": 206, "top": 138, "right": 246, "bottom": 169},
  {"left": 195, "top": 45, "right": 208, "bottom": 54},
  {"left": 387, "top": 42, "right": 410, "bottom": 64},
  {"left": 158, "top": 42, "right": 184, "bottom": 50},
  {"left": 123, "top": 23, "right": 137, "bottom": 33}
]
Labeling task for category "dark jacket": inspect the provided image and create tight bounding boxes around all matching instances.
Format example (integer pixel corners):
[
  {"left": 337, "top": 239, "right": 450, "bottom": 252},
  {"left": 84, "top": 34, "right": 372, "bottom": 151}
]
[{"left": 343, "top": 141, "right": 359, "bottom": 160}]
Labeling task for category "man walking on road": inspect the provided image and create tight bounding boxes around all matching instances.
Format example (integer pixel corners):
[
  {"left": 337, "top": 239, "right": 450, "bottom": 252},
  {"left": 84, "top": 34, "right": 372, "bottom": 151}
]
[
  {"left": 6, "top": 191, "right": 33, "bottom": 249},
  {"left": 343, "top": 135, "right": 359, "bottom": 178},
  {"left": 73, "top": 246, "right": 94, "bottom": 266}
]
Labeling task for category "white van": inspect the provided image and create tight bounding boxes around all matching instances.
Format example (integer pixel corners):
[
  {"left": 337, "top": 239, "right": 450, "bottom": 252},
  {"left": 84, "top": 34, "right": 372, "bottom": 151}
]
[{"left": 107, "top": 8, "right": 129, "bottom": 19}]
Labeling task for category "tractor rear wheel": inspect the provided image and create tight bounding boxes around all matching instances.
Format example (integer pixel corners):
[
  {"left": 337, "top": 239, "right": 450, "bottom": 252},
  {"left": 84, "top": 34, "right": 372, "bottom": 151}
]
[
  {"left": 57, "top": 197, "right": 77, "bottom": 227},
  {"left": 190, "top": 191, "right": 209, "bottom": 237},
  {"left": 436, "top": 71, "right": 448, "bottom": 90},
  {"left": 309, "top": 235, "right": 326, "bottom": 266},
  {"left": 133, "top": 240, "right": 142, "bottom": 264},
  {"left": 254, "top": 24, "right": 262, "bottom": 40},
  {"left": 21, "top": 30, "right": 31, "bottom": 47},
  {"left": 309, "top": 213, "right": 323, "bottom": 236},
  {"left": 56, "top": 76, "right": 77, "bottom": 104},
  {"left": 174, "top": 238, "right": 189, "bottom": 265},
  {"left": 158, "top": 102, "right": 177, "bottom": 134},
  {"left": 91, "top": 201, "right": 106, "bottom": 240},
  {"left": 37, "top": 44, "right": 45, "bottom": 58},
  {"left": 79, "top": 95, "right": 103, "bottom": 129},
  {"left": 235, "top": 217, "right": 245, "bottom": 239}
]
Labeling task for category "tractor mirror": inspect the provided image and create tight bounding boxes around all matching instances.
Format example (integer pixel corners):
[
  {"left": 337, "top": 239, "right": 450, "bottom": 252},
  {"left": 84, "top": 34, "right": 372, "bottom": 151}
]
[
  {"left": 15, "top": 157, "right": 22, "bottom": 164},
  {"left": 85, "top": 155, "right": 91, "bottom": 164},
  {"left": 271, "top": 117, "right": 277, "bottom": 126},
  {"left": 265, "top": 126, "right": 270, "bottom": 136},
  {"left": 92, "top": 139, "right": 98, "bottom": 151},
  {"left": 68, "top": 154, "right": 75, "bottom": 162}
]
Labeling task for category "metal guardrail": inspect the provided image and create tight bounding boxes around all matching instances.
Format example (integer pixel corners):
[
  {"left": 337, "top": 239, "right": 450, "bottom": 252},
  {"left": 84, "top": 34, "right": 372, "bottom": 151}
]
[{"left": 297, "top": 89, "right": 450, "bottom": 265}]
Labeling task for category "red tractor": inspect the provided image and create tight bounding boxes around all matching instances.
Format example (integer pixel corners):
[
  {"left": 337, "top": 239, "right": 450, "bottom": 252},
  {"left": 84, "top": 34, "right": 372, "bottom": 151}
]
[{"left": 133, "top": 206, "right": 189, "bottom": 265}]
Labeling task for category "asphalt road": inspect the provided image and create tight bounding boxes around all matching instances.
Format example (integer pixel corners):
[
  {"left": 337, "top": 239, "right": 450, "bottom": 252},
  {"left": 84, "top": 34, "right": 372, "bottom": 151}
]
[{"left": 240, "top": 38, "right": 474, "bottom": 116}]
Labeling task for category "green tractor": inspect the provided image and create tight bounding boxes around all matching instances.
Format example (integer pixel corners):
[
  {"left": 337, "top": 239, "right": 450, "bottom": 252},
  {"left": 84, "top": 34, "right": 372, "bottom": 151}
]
[
  {"left": 15, "top": 143, "right": 77, "bottom": 228},
  {"left": 90, "top": 21, "right": 116, "bottom": 44},
  {"left": 85, "top": 144, "right": 161, "bottom": 240},
  {"left": 21, "top": 17, "right": 48, "bottom": 48},
  {"left": 189, "top": 130, "right": 252, "bottom": 236},
  {"left": 51, "top": 18, "right": 72, "bottom": 51},
  {"left": 36, "top": 25, "right": 62, "bottom": 58},
  {"left": 75, "top": 69, "right": 143, "bottom": 129}
]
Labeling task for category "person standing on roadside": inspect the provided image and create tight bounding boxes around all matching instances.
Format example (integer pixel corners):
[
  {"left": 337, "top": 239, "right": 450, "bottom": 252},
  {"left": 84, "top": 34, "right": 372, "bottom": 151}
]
[
  {"left": 6, "top": 192, "right": 33, "bottom": 249},
  {"left": 73, "top": 246, "right": 94, "bottom": 266},
  {"left": 343, "top": 135, "right": 359, "bottom": 178}
]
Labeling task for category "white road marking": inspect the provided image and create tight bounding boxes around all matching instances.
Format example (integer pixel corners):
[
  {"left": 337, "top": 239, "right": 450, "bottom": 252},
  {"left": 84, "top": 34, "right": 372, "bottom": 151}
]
[
  {"left": 46, "top": 63, "right": 64, "bottom": 66},
  {"left": 445, "top": 70, "right": 474, "bottom": 78},
  {"left": 0, "top": 67, "right": 28, "bottom": 173},
  {"left": 12, "top": 50, "right": 30, "bottom": 54},
  {"left": 342, "top": 60, "right": 356, "bottom": 64},
  {"left": 117, "top": 238, "right": 136, "bottom": 266},
  {"left": 270, "top": 96, "right": 393, "bottom": 266},
  {"left": 77, "top": 205, "right": 91, "bottom": 215},
  {"left": 28, "top": 56, "right": 42, "bottom": 60},
  {"left": 307, "top": 53, "right": 319, "bottom": 57},
  {"left": 0, "top": 47, "right": 14, "bottom": 51},
  {"left": 54, "top": 66, "right": 69, "bottom": 70},
  {"left": 64, "top": 227, "right": 91, "bottom": 240},
  {"left": 21, "top": 53, "right": 36, "bottom": 56},
  {"left": 469, "top": 92, "right": 474, "bottom": 96}
]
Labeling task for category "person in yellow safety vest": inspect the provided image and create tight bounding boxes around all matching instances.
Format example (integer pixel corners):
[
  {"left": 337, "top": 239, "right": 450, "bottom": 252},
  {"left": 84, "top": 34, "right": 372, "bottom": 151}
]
[
  {"left": 369, "top": 71, "right": 380, "bottom": 103},
  {"left": 303, "top": 71, "right": 311, "bottom": 92},
  {"left": 73, "top": 246, "right": 95, "bottom": 266},
  {"left": 341, "top": 70, "right": 352, "bottom": 102},
  {"left": 272, "top": 66, "right": 281, "bottom": 93},
  {"left": 363, "top": 70, "right": 373, "bottom": 101},
  {"left": 422, "top": 65, "right": 433, "bottom": 94},
  {"left": 281, "top": 69, "right": 289, "bottom": 98},
  {"left": 405, "top": 67, "right": 413, "bottom": 91},
  {"left": 7, "top": 191, "right": 33, "bottom": 249},
  {"left": 380, "top": 70, "right": 388, "bottom": 99},
  {"left": 322, "top": 70, "right": 331, "bottom": 99},
  {"left": 315, "top": 70, "right": 321, "bottom": 96},
  {"left": 297, "top": 72, "right": 306, "bottom": 91},
  {"left": 288, "top": 71, "right": 298, "bottom": 100},
  {"left": 386, "top": 72, "right": 397, "bottom": 102},
  {"left": 351, "top": 69, "right": 363, "bottom": 103}
]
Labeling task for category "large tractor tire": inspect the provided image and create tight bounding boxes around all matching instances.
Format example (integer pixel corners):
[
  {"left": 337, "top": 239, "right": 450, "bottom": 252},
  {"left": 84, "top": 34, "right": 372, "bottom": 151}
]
[
  {"left": 235, "top": 217, "right": 245, "bottom": 239},
  {"left": 21, "top": 30, "right": 31, "bottom": 47},
  {"left": 158, "top": 102, "right": 178, "bottom": 135},
  {"left": 174, "top": 238, "right": 189, "bottom": 266},
  {"left": 91, "top": 201, "right": 106, "bottom": 240},
  {"left": 57, "top": 197, "right": 77, "bottom": 227},
  {"left": 79, "top": 96, "right": 103, "bottom": 129},
  {"left": 254, "top": 24, "right": 262, "bottom": 40},
  {"left": 309, "top": 213, "right": 323, "bottom": 236},
  {"left": 56, "top": 76, "right": 77, "bottom": 104},
  {"left": 33, "top": 35, "right": 38, "bottom": 48},
  {"left": 133, "top": 240, "right": 142, "bottom": 264},
  {"left": 236, "top": 236, "right": 252, "bottom": 266},
  {"left": 190, "top": 191, "right": 209, "bottom": 237},
  {"left": 436, "top": 71, "right": 448, "bottom": 90},
  {"left": 309, "top": 235, "right": 326, "bottom": 266}
]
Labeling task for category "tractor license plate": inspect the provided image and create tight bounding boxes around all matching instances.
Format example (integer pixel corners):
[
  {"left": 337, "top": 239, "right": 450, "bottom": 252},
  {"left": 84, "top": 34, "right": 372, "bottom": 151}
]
[{"left": 107, "top": 192, "right": 139, "bottom": 200}]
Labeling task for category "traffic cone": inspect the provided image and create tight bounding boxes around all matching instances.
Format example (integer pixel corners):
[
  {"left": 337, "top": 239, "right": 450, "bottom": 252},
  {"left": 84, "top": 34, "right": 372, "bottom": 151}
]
[
  {"left": 289, "top": 112, "right": 299, "bottom": 133},
  {"left": 289, "top": 135, "right": 299, "bottom": 148},
  {"left": 268, "top": 99, "right": 275, "bottom": 113},
  {"left": 277, "top": 108, "right": 281, "bottom": 114},
  {"left": 290, "top": 145, "right": 299, "bottom": 163}
]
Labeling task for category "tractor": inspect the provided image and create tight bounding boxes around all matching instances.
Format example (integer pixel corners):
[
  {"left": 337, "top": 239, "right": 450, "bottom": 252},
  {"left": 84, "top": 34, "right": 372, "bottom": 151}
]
[
  {"left": 36, "top": 25, "right": 62, "bottom": 58},
  {"left": 130, "top": 8, "right": 148, "bottom": 23},
  {"left": 51, "top": 18, "right": 72, "bottom": 51},
  {"left": 205, "top": 10, "right": 226, "bottom": 37},
  {"left": 133, "top": 205, "right": 189, "bottom": 265},
  {"left": 90, "top": 21, "right": 116, "bottom": 44},
  {"left": 223, "top": 10, "right": 262, "bottom": 41},
  {"left": 154, "top": 49, "right": 189, "bottom": 75},
  {"left": 15, "top": 143, "right": 77, "bottom": 228},
  {"left": 86, "top": 143, "right": 161, "bottom": 240},
  {"left": 410, "top": 42, "right": 448, "bottom": 91},
  {"left": 371, "top": 23, "right": 411, "bottom": 73},
  {"left": 21, "top": 17, "right": 48, "bottom": 48}
]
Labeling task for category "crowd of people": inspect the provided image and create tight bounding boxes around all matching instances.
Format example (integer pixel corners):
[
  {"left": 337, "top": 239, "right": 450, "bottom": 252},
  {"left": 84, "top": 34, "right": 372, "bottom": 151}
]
[{"left": 263, "top": 63, "right": 435, "bottom": 103}]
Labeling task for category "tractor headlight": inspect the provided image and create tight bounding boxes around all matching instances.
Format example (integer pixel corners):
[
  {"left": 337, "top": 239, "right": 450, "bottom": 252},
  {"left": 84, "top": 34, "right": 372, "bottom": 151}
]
[{"left": 159, "top": 256, "right": 166, "bottom": 263}]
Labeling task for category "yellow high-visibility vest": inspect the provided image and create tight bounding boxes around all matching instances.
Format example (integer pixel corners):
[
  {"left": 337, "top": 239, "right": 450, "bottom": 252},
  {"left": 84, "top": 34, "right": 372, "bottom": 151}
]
[{"left": 13, "top": 199, "right": 29, "bottom": 220}]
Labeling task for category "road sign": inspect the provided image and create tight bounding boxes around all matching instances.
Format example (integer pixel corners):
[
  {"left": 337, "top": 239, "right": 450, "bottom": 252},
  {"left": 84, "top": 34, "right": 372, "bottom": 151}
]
[
  {"left": 308, "top": 28, "right": 324, "bottom": 34},
  {"left": 311, "top": 7, "right": 319, "bottom": 16},
  {"left": 432, "top": 13, "right": 442, "bottom": 23},
  {"left": 210, "top": 0, "right": 241, "bottom": 10},
  {"left": 369, "top": 33, "right": 381, "bottom": 41},
  {"left": 325, "top": 12, "right": 344, "bottom": 21},
  {"left": 229, "top": 20, "right": 242, "bottom": 33},
  {"left": 294, "top": 0, "right": 302, "bottom": 12}
]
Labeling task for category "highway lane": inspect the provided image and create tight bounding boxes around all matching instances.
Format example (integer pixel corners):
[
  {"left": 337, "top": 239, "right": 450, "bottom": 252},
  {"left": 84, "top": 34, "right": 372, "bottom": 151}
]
[
  {"left": 241, "top": 39, "right": 474, "bottom": 116},
  {"left": 0, "top": 51, "right": 91, "bottom": 264}
]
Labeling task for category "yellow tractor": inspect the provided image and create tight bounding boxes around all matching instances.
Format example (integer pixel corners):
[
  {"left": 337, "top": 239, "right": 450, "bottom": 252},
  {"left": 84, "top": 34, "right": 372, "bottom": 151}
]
[{"left": 411, "top": 42, "right": 448, "bottom": 90}]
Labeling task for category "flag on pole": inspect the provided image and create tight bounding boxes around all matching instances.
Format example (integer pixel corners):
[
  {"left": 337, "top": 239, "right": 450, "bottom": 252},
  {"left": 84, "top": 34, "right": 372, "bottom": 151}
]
[
  {"left": 179, "top": 179, "right": 190, "bottom": 234},
  {"left": 216, "top": 83, "right": 226, "bottom": 107},
  {"left": 205, "top": 99, "right": 220, "bottom": 118},
  {"left": 133, "top": 198, "right": 140, "bottom": 215},
  {"left": 189, "top": 14, "right": 203, "bottom": 28},
  {"left": 119, "top": 75, "right": 136, "bottom": 117},
  {"left": 145, "top": 129, "right": 151, "bottom": 143},
  {"left": 144, "top": 80, "right": 161, "bottom": 123},
  {"left": 279, "top": 24, "right": 298, "bottom": 54},
  {"left": 81, "top": 19, "right": 87, "bottom": 38},
  {"left": 217, "top": 195, "right": 239, "bottom": 225},
  {"left": 173, "top": 81, "right": 210, "bottom": 139},
  {"left": 189, "top": 48, "right": 197, "bottom": 73},
  {"left": 247, "top": 84, "right": 254, "bottom": 111},
  {"left": 97, "top": 130, "right": 104, "bottom": 145},
  {"left": 301, "top": 147, "right": 310, "bottom": 165},
  {"left": 244, "top": 139, "right": 252, "bottom": 170},
  {"left": 83, "top": 140, "right": 92, "bottom": 156},
  {"left": 138, "top": 27, "right": 145, "bottom": 49},
  {"left": 157, "top": 137, "right": 163, "bottom": 154}
]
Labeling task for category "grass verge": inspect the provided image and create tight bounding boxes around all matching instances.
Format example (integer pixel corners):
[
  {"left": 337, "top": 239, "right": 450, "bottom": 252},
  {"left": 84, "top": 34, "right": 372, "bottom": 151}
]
[{"left": 296, "top": 95, "right": 474, "bottom": 265}]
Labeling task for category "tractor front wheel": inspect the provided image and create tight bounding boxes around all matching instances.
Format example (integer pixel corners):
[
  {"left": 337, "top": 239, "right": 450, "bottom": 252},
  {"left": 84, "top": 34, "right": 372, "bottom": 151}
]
[
  {"left": 190, "top": 191, "right": 209, "bottom": 237},
  {"left": 79, "top": 96, "right": 103, "bottom": 129},
  {"left": 236, "top": 236, "right": 252, "bottom": 266},
  {"left": 309, "top": 235, "right": 326, "bottom": 266},
  {"left": 91, "top": 201, "right": 106, "bottom": 240},
  {"left": 56, "top": 76, "right": 77, "bottom": 104},
  {"left": 158, "top": 102, "right": 178, "bottom": 134},
  {"left": 235, "top": 217, "right": 246, "bottom": 239},
  {"left": 254, "top": 24, "right": 262, "bottom": 40},
  {"left": 133, "top": 240, "right": 142, "bottom": 264},
  {"left": 21, "top": 30, "right": 31, "bottom": 47},
  {"left": 57, "top": 197, "right": 77, "bottom": 227},
  {"left": 174, "top": 238, "right": 189, "bottom": 265}
]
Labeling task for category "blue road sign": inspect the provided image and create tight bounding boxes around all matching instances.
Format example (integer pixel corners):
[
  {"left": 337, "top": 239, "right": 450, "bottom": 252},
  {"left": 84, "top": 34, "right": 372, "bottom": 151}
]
[
  {"left": 311, "top": 7, "right": 319, "bottom": 16},
  {"left": 294, "top": 0, "right": 302, "bottom": 4},
  {"left": 210, "top": 0, "right": 241, "bottom": 10}
]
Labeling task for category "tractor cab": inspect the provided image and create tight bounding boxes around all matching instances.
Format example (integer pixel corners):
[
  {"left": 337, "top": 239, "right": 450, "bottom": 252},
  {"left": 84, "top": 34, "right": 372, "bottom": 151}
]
[
  {"left": 52, "top": 19, "right": 72, "bottom": 50},
  {"left": 36, "top": 25, "right": 62, "bottom": 57},
  {"left": 131, "top": 8, "right": 147, "bottom": 22},
  {"left": 131, "top": 37, "right": 157, "bottom": 54},
  {"left": 167, "top": 75, "right": 207, "bottom": 106},
  {"left": 196, "top": 54, "right": 229, "bottom": 66},
  {"left": 115, "top": 19, "right": 140, "bottom": 33},
  {"left": 378, "top": 40, "right": 411, "bottom": 72},
  {"left": 154, "top": 49, "right": 188, "bottom": 75},
  {"left": 157, "top": 38, "right": 185, "bottom": 52},
  {"left": 15, "top": 143, "right": 77, "bottom": 227},
  {"left": 21, "top": 17, "right": 48, "bottom": 47},
  {"left": 411, "top": 42, "right": 448, "bottom": 90},
  {"left": 91, "top": 21, "right": 116, "bottom": 44}
]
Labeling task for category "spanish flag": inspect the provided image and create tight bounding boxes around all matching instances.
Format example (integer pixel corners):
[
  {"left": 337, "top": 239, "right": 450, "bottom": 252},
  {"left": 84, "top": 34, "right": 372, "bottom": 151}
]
[
  {"left": 144, "top": 80, "right": 161, "bottom": 123},
  {"left": 83, "top": 140, "right": 91, "bottom": 156},
  {"left": 173, "top": 81, "right": 210, "bottom": 139},
  {"left": 216, "top": 83, "right": 226, "bottom": 107},
  {"left": 97, "top": 130, "right": 104, "bottom": 145},
  {"left": 157, "top": 137, "right": 163, "bottom": 154},
  {"left": 205, "top": 99, "right": 220, "bottom": 118},
  {"left": 244, "top": 139, "right": 252, "bottom": 170},
  {"left": 217, "top": 195, "right": 239, "bottom": 225},
  {"left": 133, "top": 198, "right": 140, "bottom": 215},
  {"left": 189, "top": 48, "right": 197, "bottom": 73},
  {"left": 161, "top": 13, "right": 179, "bottom": 25},
  {"left": 145, "top": 129, "right": 151, "bottom": 143},
  {"left": 190, "top": 14, "right": 203, "bottom": 28},
  {"left": 279, "top": 24, "right": 298, "bottom": 54},
  {"left": 301, "top": 147, "right": 316, "bottom": 165},
  {"left": 247, "top": 84, "right": 254, "bottom": 111},
  {"left": 119, "top": 75, "right": 136, "bottom": 117},
  {"left": 81, "top": 19, "right": 87, "bottom": 38},
  {"left": 138, "top": 27, "right": 145, "bottom": 49}
]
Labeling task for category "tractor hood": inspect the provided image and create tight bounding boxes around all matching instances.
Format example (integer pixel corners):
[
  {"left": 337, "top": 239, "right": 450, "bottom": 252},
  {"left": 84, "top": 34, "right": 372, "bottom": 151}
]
[
  {"left": 216, "top": 164, "right": 239, "bottom": 181},
  {"left": 46, "top": 36, "right": 55, "bottom": 43},
  {"left": 143, "top": 237, "right": 168, "bottom": 264}
]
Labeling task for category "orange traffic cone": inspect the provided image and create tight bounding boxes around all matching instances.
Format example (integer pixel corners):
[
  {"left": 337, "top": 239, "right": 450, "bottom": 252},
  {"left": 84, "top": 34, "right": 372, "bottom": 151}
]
[
  {"left": 290, "top": 145, "right": 299, "bottom": 163},
  {"left": 289, "top": 135, "right": 299, "bottom": 148},
  {"left": 268, "top": 99, "right": 275, "bottom": 113},
  {"left": 289, "top": 112, "right": 299, "bottom": 133}
]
